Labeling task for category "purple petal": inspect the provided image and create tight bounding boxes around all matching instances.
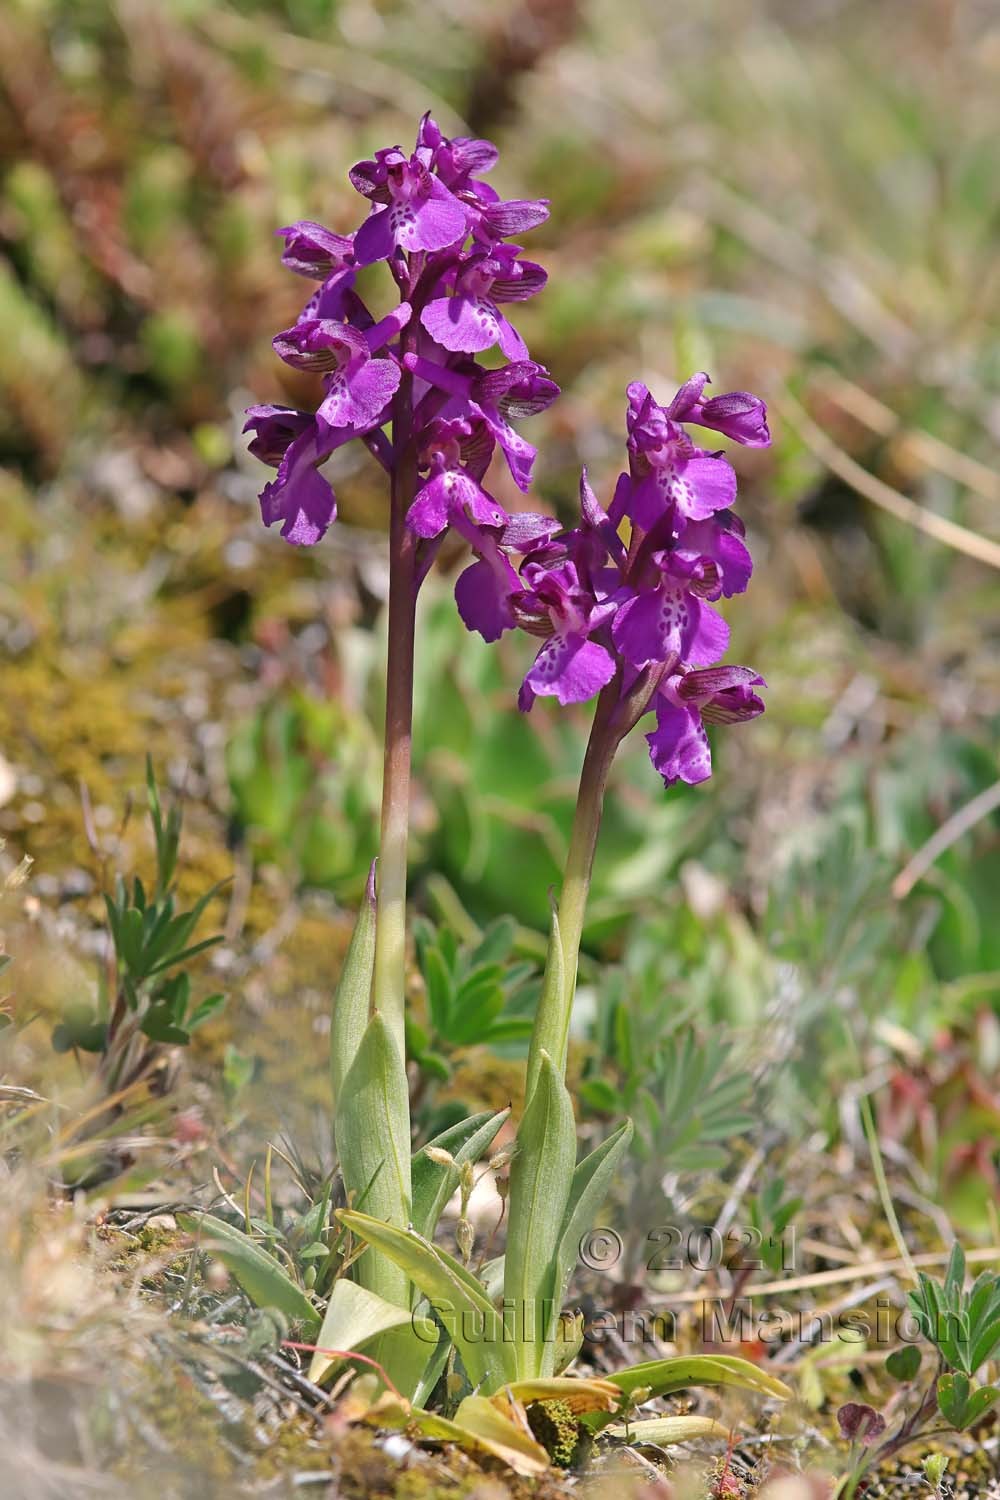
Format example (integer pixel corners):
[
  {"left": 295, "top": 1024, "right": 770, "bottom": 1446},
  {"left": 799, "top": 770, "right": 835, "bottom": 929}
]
[
  {"left": 490, "top": 417, "right": 536, "bottom": 492},
  {"left": 272, "top": 319, "right": 367, "bottom": 374},
  {"left": 298, "top": 268, "right": 359, "bottom": 323},
  {"left": 449, "top": 136, "right": 499, "bottom": 177},
  {"left": 671, "top": 454, "right": 738, "bottom": 520},
  {"left": 646, "top": 702, "right": 712, "bottom": 787},
  {"left": 476, "top": 361, "right": 560, "bottom": 417},
  {"left": 259, "top": 432, "right": 337, "bottom": 546},
  {"left": 277, "top": 221, "right": 353, "bottom": 278},
  {"left": 666, "top": 372, "right": 710, "bottom": 420},
  {"left": 455, "top": 554, "right": 519, "bottom": 642},
  {"left": 490, "top": 259, "right": 547, "bottom": 303},
  {"left": 700, "top": 682, "right": 766, "bottom": 725},
  {"left": 496, "top": 310, "right": 529, "bottom": 361},
  {"left": 317, "top": 357, "right": 400, "bottom": 430},
  {"left": 479, "top": 198, "right": 550, "bottom": 237},
  {"left": 611, "top": 586, "right": 729, "bottom": 669},
  {"left": 352, "top": 205, "right": 397, "bottom": 266},
  {"left": 421, "top": 295, "right": 503, "bottom": 353},
  {"left": 406, "top": 471, "right": 507, "bottom": 539},
  {"left": 684, "top": 595, "right": 730, "bottom": 666},
  {"left": 523, "top": 633, "right": 616, "bottom": 706},
  {"left": 677, "top": 665, "right": 763, "bottom": 703},
  {"left": 696, "top": 391, "right": 771, "bottom": 447},
  {"left": 243, "top": 405, "right": 312, "bottom": 466},
  {"left": 500, "top": 512, "right": 562, "bottom": 552},
  {"left": 400, "top": 177, "right": 468, "bottom": 253}
]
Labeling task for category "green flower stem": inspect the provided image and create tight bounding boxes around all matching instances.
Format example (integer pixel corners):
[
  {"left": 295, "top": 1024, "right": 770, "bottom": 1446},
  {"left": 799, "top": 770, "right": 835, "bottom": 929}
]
[
  {"left": 372, "top": 359, "right": 417, "bottom": 1062},
  {"left": 525, "top": 665, "right": 666, "bottom": 1099},
  {"left": 526, "top": 680, "right": 621, "bottom": 1096}
]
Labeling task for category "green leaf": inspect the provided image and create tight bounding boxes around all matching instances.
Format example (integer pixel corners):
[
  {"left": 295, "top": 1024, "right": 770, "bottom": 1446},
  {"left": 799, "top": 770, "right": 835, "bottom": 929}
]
[
  {"left": 505, "top": 1051, "right": 577, "bottom": 1380},
  {"left": 601, "top": 1414, "right": 730, "bottom": 1445},
  {"left": 588, "top": 1354, "right": 792, "bottom": 1431},
  {"left": 179, "top": 1212, "right": 317, "bottom": 1330},
  {"left": 885, "top": 1344, "right": 922, "bottom": 1382},
  {"left": 578, "top": 1078, "right": 621, "bottom": 1114},
  {"left": 139, "top": 1008, "right": 189, "bottom": 1045},
  {"left": 414, "top": 1396, "right": 549, "bottom": 1476},
  {"left": 411, "top": 1107, "right": 510, "bottom": 1239},
  {"left": 337, "top": 1210, "right": 516, "bottom": 1392},
  {"left": 51, "top": 1008, "right": 108, "bottom": 1054},
  {"left": 187, "top": 993, "right": 226, "bottom": 1031},
  {"left": 422, "top": 945, "right": 453, "bottom": 1037},
  {"left": 468, "top": 916, "right": 517, "bottom": 968},
  {"left": 937, "top": 1371, "right": 971, "bottom": 1428},
  {"left": 524, "top": 908, "right": 566, "bottom": 1102},
  {"left": 944, "top": 1242, "right": 967, "bottom": 1298},
  {"left": 335, "top": 1013, "right": 412, "bottom": 1310},
  {"left": 544, "top": 1119, "right": 633, "bottom": 1373},
  {"left": 958, "top": 1383, "right": 1000, "bottom": 1431},
  {"left": 971, "top": 1315, "right": 1000, "bottom": 1373},
  {"left": 330, "top": 865, "right": 377, "bottom": 1103},
  {"left": 307, "top": 1278, "right": 425, "bottom": 1385}
]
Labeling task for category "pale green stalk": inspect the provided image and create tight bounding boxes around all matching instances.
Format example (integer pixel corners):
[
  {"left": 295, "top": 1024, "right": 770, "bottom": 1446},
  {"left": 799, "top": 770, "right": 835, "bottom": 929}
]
[{"left": 525, "top": 679, "right": 621, "bottom": 1100}]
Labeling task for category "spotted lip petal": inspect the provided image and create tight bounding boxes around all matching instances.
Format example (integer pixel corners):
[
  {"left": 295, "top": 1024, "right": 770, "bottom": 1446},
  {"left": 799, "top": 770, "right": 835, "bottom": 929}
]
[{"left": 520, "top": 633, "right": 616, "bottom": 709}]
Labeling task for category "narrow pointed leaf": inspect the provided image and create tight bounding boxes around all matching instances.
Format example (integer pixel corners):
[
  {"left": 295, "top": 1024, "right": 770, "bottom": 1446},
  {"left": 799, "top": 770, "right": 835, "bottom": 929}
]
[
  {"left": 331, "top": 863, "right": 377, "bottom": 1104},
  {"left": 336, "top": 1012, "right": 411, "bottom": 1309},
  {"left": 586, "top": 1354, "right": 792, "bottom": 1431},
  {"left": 505, "top": 1051, "right": 577, "bottom": 1380},
  {"left": 545, "top": 1119, "right": 633, "bottom": 1369},
  {"left": 524, "top": 905, "right": 566, "bottom": 1103},
  {"left": 178, "top": 1212, "right": 317, "bottom": 1330},
  {"left": 338, "top": 1209, "right": 516, "bottom": 1391},
  {"left": 602, "top": 1415, "right": 730, "bottom": 1444}
]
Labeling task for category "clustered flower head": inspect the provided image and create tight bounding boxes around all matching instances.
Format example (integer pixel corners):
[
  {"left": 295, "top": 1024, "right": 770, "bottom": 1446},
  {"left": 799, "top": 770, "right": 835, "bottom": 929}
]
[
  {"left": 452, "top": 376, "right": 771, "bottom": 788},
  {"left": 245, "top": 114, "right": 770, "bottom": 790},
  {"left": 244, "top": 113, "right": 555, "bottom": 547}
]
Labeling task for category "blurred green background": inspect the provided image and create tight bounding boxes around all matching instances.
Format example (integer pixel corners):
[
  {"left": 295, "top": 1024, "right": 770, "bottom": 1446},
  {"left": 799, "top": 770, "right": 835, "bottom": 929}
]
[{"left": 1, "top": 0, "right": 998, "bottom": 1224}]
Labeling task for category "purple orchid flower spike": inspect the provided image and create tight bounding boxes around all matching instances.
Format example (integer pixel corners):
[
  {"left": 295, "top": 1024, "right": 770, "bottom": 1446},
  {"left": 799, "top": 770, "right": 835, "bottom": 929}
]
[
  {"left": 420, "top": 245, "right": 547, "bottom": 359},
  {"left": 446, "top": 374, "right": 770, "bottom": 793},
  {"left": 349, "top": 147, "right": 469, "bottom": 265},
  {"left": 646, "top": 666, "right": 766, "bottom": 787}
]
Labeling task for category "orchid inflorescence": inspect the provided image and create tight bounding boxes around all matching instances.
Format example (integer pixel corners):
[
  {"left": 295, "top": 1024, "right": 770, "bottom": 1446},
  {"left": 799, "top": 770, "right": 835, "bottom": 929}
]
[
  {"left": 245, "top": 112, "right": 770, "bottom": 790},
  {"left": 233, "top": 115, "right": 784, "bottom": 1442}
]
